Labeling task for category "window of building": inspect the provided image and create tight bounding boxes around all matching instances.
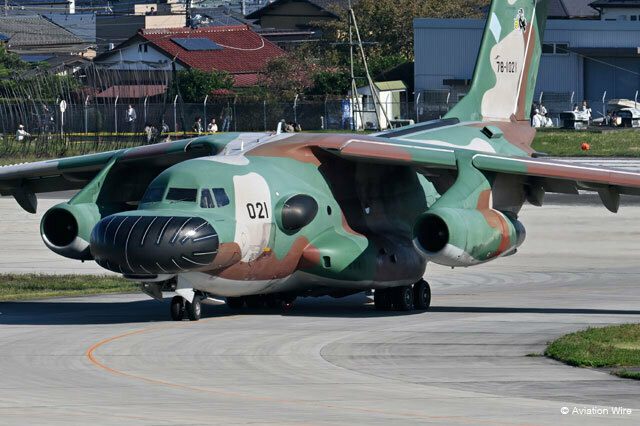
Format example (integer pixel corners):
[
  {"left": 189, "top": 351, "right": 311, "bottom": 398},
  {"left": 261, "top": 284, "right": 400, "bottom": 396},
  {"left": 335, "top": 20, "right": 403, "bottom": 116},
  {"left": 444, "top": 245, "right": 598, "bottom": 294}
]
[
  {"left": 632, "top": 15, "right": 638, "bottom": 21},
  {"left": 138, "top": 44, "right": 148, "bottom": 52},
  {"left": 542, "top": 43, "right": 569, "bottom": 56},
  {"left": 212, "top": 188, "right": 230, "bottom": 207}
]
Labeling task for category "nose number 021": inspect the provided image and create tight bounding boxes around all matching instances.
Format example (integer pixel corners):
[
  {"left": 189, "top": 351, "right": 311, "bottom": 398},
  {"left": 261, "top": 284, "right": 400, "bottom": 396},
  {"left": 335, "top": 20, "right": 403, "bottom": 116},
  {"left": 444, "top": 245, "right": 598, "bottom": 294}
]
[{"left": 246, "top": 202, "right": 269, "bottom": 219}]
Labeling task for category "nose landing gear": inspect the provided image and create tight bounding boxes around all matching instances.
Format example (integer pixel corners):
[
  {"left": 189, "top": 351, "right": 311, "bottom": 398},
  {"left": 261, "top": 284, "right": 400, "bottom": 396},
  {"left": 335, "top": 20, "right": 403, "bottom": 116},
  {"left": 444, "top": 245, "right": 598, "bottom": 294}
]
[{"left": 170, "top": 294, "right": 202, "bottom": 321}]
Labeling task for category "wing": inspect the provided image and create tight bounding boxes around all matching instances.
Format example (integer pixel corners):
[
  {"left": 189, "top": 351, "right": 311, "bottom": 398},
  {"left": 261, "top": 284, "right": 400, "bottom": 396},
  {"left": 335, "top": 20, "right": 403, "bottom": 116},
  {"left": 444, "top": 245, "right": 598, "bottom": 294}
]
[
  {"left": 472, "top": 154, "right": 640, "bottom": 212},
  {"left": 314, "top": 136, "right": 640, "bottom": 213},
  {"left": 0, "top": 136, "right": 226, "bottom": 213}
]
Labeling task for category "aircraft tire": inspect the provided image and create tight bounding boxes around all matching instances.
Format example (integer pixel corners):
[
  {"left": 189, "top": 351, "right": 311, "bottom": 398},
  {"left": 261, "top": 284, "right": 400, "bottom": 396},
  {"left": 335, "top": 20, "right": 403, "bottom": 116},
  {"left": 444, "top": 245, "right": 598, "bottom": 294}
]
[
  {"left": 246, "top": 295, "right": 265, "bottom": 309},
  {"left": 374, "top": 289, "right": 392, "bottom": 311},
  {"left": 392, "top": 286, "right": 414, "bottom": 311},
  {"left": 186, "top": 297, "right": 202, "bottom": 321},
  {"left": 413, "top": 280, "right": 431, "bottom": 310},
  {"left": 170, "top": 295, "right": 184, "bottom": 321},
  {"left": 226, "top": 297, "right": 245, "bottom": 310}
]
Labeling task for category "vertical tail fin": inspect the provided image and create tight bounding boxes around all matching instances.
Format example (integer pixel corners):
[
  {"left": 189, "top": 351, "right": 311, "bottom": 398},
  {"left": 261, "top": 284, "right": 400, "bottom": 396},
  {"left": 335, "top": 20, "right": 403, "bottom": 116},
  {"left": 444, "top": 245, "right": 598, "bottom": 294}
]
[{"left": 445, "top": 0, "right": 550, "bottom": 123}]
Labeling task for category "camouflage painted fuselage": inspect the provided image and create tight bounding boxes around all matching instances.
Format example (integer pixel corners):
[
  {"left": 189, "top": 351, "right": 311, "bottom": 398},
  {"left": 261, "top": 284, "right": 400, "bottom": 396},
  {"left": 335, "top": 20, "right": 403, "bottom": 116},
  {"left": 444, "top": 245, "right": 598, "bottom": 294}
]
[{"left": 89, "top": 119, "right": 532, "bottom": 298}]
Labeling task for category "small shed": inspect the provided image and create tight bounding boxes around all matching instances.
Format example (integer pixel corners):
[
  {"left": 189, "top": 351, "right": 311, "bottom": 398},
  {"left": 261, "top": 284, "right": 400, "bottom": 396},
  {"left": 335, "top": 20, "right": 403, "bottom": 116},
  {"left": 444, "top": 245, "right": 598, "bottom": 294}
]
[{"left": 348, "top": 80, "right": 408, "bottom": 130}]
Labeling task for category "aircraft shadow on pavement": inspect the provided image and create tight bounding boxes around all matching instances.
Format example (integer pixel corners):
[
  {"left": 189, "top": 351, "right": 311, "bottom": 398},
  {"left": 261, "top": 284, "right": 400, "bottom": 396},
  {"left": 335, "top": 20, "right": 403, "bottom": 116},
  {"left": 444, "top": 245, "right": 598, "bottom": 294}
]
[
  {"left": 0, "top": 294, "right": 423, "bottom": 325},
  {"left": 431, "top": 306, "right": 640, "bottom": 315},
  {"left": 5, "top": 295, "right": 639, "bottom": 326}
]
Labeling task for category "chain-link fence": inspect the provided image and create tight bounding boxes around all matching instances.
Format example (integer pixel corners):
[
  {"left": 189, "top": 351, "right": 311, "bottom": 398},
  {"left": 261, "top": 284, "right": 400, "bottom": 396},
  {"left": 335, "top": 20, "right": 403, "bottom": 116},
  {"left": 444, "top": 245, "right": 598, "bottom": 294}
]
[{"left": 2, "top": 90, "right": 638, "bottom": 161}]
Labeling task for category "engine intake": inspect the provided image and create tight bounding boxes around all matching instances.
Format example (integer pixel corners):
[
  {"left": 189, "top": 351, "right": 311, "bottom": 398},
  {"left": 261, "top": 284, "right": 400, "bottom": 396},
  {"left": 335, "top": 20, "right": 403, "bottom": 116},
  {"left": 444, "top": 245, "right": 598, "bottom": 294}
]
[
  {"left": 40, "top": 203, "right": 101, "bottom": 260},
  {"left": 413, "top": 208, "right": 525, "bottom": 267}
]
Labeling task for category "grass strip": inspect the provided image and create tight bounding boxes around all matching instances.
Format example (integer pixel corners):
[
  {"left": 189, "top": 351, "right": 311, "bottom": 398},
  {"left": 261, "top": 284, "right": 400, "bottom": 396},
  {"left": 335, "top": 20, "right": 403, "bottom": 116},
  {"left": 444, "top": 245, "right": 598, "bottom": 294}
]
[
  {"left": 612, "top": 370, "right": 640, "bottom": 380},
  {"left": 545, "top": 324, "right": 640, "bottom": 368},
  {"left": 532, "top": 129, "right": 640, "bottom": 157},
  {"left": 0, "top": 274, "right": 137, "bottom": 301}
]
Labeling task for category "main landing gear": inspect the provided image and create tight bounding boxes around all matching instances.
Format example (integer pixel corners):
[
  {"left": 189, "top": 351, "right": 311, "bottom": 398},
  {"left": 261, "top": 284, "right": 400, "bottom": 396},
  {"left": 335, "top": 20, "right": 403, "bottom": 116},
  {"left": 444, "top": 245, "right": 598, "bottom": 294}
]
[
  {"left": 170, "top": 295, "right": 202, "bottom": 321},
  {"left": 374, "top": 279, "right": 431, "bottom": 312}
]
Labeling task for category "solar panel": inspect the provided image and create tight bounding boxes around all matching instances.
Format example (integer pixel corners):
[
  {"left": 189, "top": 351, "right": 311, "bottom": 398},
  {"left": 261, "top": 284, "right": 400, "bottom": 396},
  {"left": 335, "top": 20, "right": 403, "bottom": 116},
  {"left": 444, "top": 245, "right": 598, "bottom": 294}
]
[{"left": 170, "top": 38, "right": 222, "bottom": 51}]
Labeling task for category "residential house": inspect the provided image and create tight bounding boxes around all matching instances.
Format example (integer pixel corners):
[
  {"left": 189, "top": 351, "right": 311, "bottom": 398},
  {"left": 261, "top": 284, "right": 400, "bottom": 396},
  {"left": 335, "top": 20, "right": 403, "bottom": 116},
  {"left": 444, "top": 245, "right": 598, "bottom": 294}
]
[
  {"left": 0, "top": 13, "right": 91, "bottom": 56},
  {"left": 93, "top": 24, "right": 286, "bottom": 93},
  {"left": 246, "top": 0, "right": 348, "bottom": 31}
]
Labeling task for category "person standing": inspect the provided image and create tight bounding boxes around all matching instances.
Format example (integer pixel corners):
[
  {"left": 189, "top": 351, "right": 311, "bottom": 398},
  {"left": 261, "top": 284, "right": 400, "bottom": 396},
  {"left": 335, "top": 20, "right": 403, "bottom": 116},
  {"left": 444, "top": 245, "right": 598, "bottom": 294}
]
[
  {"left": 16, "top": 124, "right": 30, "bottom": 142},
  {"left": 582, "top": 100, "right": 592, "bottom": 122},
  {"left": 192, "top": 117, "right": 203, "bottom": 135},
  {"left": 207, "top": 118, "right": 218, "bottom": 133},
  {"left": 126, "top": 104, "right": 137, "bottom": 132}
]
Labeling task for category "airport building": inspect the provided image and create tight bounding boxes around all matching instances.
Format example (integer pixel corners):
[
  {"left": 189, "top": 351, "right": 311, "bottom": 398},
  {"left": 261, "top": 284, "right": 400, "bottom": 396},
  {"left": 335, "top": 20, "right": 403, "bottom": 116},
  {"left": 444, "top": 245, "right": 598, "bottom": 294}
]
[{"left": 414, "top": 18, "right": 640, "bottom": 111}]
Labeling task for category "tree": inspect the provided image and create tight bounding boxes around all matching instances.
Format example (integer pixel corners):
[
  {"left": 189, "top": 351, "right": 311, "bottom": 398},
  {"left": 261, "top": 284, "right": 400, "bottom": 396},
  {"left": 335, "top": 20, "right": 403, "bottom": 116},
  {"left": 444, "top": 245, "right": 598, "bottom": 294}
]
[
  {"left": 318, "top": 0, "right": 489, "bottom": 61},
  {"left": 260, "top": 56, "right": 313, "bottom": 98},
  {"left": 170, "top": 69, "right": 234, "bottom": 103}
]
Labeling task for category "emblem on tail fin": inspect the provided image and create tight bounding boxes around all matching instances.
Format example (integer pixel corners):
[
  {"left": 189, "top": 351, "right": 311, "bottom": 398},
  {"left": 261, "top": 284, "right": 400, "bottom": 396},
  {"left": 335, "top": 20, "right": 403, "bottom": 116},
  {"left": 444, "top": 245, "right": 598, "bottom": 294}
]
[{"left": 515, "top": 9, "right": 527, "bottom": 32}]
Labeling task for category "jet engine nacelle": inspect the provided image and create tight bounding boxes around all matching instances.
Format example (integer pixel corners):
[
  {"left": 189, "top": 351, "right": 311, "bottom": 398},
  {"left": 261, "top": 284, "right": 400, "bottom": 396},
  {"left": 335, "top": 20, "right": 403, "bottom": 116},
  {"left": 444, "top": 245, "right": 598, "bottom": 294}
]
[
  {"left": 412, "top": 207, "right": 526, "bottom": 267},
  {"left": 40, "top": 202, "right": 101, "bottom": 260}
]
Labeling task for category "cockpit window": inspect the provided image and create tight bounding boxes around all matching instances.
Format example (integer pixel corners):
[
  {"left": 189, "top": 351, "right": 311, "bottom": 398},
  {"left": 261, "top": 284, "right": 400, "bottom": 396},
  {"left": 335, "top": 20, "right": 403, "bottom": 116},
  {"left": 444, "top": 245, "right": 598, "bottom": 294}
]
[
  {"left": 200, "top": 189, "right": 215, "bottom": 208},
  {"left": 166, "top": 188, "right": 197, "bottom": 203},
  {"left": 212, "top": 188, "right": 230, "bottom": 207},
  {"left": 141, "top": 187, "right": 164, "bottom": 204}
]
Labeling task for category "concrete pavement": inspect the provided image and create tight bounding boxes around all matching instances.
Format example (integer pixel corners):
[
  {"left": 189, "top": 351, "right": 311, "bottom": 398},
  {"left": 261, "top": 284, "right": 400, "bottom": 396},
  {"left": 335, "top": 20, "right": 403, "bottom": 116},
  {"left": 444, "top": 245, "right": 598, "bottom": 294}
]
[{"left": 0, "top": 199, "right": 639, "bottom": 424}]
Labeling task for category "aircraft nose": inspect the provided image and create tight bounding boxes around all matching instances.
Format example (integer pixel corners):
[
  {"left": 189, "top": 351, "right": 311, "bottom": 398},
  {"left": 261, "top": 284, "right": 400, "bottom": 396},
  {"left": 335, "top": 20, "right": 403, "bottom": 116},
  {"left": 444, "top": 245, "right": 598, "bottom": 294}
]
[{"left": 90, "top": 215, "right": 218, "bottom": 275}]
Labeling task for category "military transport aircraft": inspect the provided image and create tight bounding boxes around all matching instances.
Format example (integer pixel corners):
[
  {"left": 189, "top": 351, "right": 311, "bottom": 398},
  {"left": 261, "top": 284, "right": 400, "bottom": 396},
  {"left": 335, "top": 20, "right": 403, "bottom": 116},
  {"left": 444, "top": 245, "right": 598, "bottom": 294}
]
[{"left": 1, "top": 0, "right": 639, "bottom": 321}]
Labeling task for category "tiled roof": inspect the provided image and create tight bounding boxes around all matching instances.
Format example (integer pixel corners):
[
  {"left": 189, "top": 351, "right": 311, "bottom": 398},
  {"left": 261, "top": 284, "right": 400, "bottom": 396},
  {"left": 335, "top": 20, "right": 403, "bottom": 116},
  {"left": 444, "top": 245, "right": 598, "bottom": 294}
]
[
  {"left": 96, "top": 85, "right": 167, "bottom": 99},
  {"left": 139, "top": 25, "right": 286, "bottom": 75},
  {"left": 43, "top": 13, "right": 96, "bottom": 43},
  {"left": 0, "top": 15, "right": 86, "bottom": 50},
  {"left": 233, "top": 73, "right": 261, "bottom": 87},
  {"left": 247, "top": 0, "right": 350, "bottom": 19}
]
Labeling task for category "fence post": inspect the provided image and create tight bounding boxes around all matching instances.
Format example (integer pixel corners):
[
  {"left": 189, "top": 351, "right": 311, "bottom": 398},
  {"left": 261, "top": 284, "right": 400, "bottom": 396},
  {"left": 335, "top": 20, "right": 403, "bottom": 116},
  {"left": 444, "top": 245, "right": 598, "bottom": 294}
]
[
  {"left": 293, "top": 94, "right": 298, "bottom": 125},
  {"left": 263, "top": 100, "right": 266, "bottom": 131},
  {"left": 233, "top": 96, "right": 237, "bottom": 132},
  {"left": 538, "top": 91, "right": 543, "bottom": 105},
  {"left": 415, "top": 91, "right": 421, "bottom": 123},
  {"left": 114, "top": 96, "right": 118, "bottom": 134},
  {"left": 84, "top": 96, "right": 89, "bottom": 134},
  {"left": 602, "top": 91, "right": 607, "bottom": 121},
  {"left": 324, "top": 96, "right": 328, "bottom": 130},
  {"left": 203, "top": 95, "right": 208, "bottom": 128},
  {"left": 635, "top": 90, "right": 638, "bottom": 109},
  {"left": 144, "top": 96, "right": 148, "bottom": 124},
  {"left": 570, "top": 91, "right": 574, "bottom": 110},
  {"left": 173, "top": 95, "right": 178, "bottom": 133}
]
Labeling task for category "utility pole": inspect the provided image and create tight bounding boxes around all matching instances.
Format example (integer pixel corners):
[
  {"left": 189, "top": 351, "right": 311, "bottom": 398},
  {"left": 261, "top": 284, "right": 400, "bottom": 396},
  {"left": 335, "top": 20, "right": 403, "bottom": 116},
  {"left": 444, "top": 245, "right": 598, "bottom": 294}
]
[
  {"left": 348, "top": 2, "right": 391, "bottom": 130},
  {"left": 335, "top": 1, "right": 390, "bottom": 131},
  {"left": 186, "top": 0, "right": 192, "bottom": 29}
]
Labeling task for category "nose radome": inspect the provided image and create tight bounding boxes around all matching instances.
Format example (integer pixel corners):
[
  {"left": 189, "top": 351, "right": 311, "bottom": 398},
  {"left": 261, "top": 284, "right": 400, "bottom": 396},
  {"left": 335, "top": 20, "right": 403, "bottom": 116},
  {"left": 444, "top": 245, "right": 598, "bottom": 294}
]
[{"left": 90, "top": 215, "right": 219, "bottom": 275}]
